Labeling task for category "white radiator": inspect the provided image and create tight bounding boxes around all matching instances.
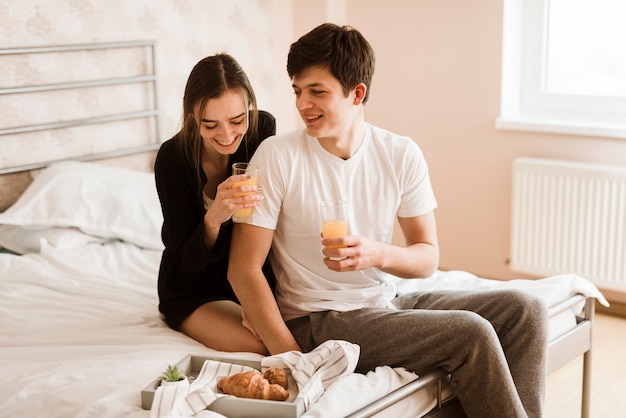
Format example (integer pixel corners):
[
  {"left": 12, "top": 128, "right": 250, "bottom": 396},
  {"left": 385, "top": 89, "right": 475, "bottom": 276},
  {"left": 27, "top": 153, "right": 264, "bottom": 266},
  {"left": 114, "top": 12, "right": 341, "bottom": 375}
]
[{"left": 511, "top": 157, "right": 626, "bottom": 292}]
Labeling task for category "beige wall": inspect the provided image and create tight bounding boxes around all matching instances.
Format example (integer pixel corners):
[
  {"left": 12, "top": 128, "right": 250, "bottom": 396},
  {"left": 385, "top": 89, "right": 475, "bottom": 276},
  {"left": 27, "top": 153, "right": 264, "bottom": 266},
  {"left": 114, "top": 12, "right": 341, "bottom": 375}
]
[
  {"left": 3, "top": 0, "right": 626, "bottom": 283},
  {"left": 337, "top": 0, "right": 626, "bottom": 281}
]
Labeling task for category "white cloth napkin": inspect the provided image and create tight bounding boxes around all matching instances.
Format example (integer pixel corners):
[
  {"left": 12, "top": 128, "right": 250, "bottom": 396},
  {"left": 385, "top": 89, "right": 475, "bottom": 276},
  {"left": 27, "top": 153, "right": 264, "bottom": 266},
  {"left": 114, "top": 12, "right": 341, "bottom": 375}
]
[
  {"left": 261, "top": 339, "right": 360, "bottom": 410},
  {"left": 150, "top": 340, "right": 360, "bottom": 417},
  {"left": 303, "top": 366, "right": 420, "bottom": 418}
]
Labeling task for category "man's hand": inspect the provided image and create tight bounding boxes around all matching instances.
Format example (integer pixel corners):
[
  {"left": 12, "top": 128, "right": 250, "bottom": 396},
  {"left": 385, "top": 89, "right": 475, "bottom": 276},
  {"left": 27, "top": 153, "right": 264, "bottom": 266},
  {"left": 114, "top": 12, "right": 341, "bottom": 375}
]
[
  {"left": 322, "top": 212, "right": 439, "bottom": 279},
  {"left": 321, "top": 235, "right": 383, "bottom": 272}
]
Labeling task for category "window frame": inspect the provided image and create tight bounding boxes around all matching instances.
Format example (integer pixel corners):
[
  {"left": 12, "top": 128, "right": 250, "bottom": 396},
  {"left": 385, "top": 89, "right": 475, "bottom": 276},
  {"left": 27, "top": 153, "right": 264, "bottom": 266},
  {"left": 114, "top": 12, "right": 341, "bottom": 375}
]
[{"left": 496, "top": 0, "right": 626, "bottom": 139}]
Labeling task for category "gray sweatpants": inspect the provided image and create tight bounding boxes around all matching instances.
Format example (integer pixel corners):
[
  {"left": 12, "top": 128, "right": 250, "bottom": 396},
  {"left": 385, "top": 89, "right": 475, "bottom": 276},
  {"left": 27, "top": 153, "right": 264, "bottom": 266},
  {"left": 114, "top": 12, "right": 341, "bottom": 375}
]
[{"left": 285, "top": 289, "right": 549, "bottom": 418}]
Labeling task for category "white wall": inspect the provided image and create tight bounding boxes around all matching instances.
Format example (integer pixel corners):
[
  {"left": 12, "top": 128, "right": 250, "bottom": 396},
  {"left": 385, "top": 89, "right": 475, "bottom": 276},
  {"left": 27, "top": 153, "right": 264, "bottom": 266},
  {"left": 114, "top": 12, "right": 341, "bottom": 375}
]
[
  {"left": 0, "top": 0, "right": 299, "bottom": 142},
  {"left": 339, "top": 0, "right": 626, "bottom": 284}
]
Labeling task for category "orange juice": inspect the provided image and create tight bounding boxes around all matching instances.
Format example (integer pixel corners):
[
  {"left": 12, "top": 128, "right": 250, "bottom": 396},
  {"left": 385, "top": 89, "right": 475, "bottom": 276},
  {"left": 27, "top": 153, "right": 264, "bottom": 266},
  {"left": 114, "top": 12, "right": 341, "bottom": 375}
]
[
  {"left": 322, "top": 219, "right": 348, "bottom": 249},
  {"left": 232, "top": 176, "right": 257, "bottom": 220},
  {"left": 320, "top": 200, "right": 348, "bottom": 259}
]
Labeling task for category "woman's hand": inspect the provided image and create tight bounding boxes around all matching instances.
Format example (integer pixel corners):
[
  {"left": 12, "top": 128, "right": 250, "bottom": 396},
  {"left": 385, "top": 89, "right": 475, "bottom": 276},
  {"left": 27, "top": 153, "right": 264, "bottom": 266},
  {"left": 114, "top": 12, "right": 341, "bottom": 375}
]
[
  {"left": 205, "top": 174, "right": 263, "bottom": 228},
  {"left": 200, "top": 174, "right": 263, "bottom": 250}
]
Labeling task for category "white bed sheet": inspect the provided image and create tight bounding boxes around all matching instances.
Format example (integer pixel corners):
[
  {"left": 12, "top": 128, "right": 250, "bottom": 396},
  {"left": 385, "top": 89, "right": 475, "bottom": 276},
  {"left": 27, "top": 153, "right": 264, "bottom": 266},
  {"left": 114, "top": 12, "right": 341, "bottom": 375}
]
[
  {"left": 0, "top": 241, "right": 607, "bottom": 418},
  {"left": 392, "top": 270, "right": 608, "bottom": 341},
  {"left": 0, "top": 242, "right": 205, "bottom": 418},
  {"left": 0, "top": 242, "right": 434, "bottom": 418}
]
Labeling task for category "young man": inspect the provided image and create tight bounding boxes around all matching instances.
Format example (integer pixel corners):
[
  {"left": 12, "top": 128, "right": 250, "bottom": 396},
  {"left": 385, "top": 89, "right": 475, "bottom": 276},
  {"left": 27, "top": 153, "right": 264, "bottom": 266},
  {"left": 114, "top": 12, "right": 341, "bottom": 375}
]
[{"left": 228, "top": 23, "right": 548, "bottom": 418}]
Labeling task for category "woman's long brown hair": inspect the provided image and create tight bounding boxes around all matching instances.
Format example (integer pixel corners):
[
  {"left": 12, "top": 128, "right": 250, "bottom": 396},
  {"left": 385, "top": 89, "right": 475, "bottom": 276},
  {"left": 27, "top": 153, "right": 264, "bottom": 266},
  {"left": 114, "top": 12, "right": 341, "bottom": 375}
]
[{"left": 176, "top": 53, "right": 259, "bottom": 186}]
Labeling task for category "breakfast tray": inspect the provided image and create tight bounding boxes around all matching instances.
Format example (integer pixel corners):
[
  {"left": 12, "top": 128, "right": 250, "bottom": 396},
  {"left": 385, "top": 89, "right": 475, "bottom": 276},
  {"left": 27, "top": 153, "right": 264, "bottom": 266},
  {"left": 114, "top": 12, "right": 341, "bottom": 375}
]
[
  {"left": 142, "top": 353, "right": 451, "bottom": 418},
  {"left": 141, "top": 354, "right": 305, "bottom": 418}
]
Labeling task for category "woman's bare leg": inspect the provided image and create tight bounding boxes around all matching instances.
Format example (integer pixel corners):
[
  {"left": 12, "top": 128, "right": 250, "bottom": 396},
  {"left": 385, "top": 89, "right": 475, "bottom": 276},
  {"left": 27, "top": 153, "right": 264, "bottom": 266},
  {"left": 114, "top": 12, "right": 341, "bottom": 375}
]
[{"left": 179, "top": 300, "right": 268, "bottom": 354}]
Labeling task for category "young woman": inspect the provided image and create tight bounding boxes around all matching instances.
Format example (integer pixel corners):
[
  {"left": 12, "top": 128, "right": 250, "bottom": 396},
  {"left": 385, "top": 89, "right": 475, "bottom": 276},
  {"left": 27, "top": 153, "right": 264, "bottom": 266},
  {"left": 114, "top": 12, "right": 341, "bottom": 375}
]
[{"left": 154, "top": 53, "right": 276, "bottom": 354}]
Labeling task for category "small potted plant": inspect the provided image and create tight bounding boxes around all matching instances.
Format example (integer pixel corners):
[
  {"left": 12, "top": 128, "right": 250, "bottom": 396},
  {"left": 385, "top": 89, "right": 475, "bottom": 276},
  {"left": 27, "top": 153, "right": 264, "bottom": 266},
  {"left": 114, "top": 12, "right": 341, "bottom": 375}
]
[{"left": 160, "top": 364, "right": 188, "bottom": 386}]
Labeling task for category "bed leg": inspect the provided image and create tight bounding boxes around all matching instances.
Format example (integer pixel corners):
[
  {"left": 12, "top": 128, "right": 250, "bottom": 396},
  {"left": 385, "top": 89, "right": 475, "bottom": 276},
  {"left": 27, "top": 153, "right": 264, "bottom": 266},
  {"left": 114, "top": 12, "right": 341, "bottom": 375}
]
[{"left": 581, "top": 298, "right": 595, "bottom": 418}]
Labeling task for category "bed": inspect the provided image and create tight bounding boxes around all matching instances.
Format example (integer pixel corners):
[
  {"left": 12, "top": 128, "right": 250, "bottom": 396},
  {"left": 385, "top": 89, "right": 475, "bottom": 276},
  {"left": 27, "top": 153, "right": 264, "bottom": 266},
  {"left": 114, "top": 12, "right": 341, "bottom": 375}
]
[{"left": 0, "top": 41, "right": 608, "bottom": 418}]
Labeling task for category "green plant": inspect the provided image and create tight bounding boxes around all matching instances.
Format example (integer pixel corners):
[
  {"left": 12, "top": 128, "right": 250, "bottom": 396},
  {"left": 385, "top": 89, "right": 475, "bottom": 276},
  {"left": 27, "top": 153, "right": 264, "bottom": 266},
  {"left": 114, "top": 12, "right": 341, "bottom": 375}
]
[{"left": 160, "top": 365, "right": 186, "bottom": 382}]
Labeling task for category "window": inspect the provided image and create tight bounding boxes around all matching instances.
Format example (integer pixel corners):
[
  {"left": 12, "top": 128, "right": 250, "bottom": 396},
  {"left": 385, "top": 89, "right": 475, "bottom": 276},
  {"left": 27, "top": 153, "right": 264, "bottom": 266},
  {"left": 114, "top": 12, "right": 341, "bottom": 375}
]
[{"left": 497, "top": 0, "right": 626, "bottom": 139}]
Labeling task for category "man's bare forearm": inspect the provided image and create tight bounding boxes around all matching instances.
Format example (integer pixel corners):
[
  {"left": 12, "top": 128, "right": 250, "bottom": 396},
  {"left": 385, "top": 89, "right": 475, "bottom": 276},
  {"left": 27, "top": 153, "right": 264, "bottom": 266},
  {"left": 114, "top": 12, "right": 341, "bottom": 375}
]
[{"left": 228, "top": 224, "right": 301, "bottom": 354}]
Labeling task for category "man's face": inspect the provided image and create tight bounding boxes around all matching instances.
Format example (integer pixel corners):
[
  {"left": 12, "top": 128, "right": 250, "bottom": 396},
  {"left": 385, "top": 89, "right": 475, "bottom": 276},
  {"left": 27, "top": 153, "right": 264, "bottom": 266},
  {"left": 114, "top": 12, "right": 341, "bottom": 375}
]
[{"left": 291, "top": 66, "right": 357, "bottom": 141}]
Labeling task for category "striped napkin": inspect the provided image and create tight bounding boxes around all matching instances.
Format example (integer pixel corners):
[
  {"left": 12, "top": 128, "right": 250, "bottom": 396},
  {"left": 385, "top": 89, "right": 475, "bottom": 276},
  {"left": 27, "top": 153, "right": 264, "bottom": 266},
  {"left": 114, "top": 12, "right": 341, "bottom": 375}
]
[{"left": 261, "top": 339, "right": 360, "bottom": 410}]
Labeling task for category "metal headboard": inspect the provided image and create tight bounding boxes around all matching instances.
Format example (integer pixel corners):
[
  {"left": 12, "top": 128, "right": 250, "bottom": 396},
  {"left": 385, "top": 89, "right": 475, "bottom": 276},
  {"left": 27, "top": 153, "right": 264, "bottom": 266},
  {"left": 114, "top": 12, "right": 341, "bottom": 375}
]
[{"left": 0, "top": 40, "right": 161, "bottom": 175}]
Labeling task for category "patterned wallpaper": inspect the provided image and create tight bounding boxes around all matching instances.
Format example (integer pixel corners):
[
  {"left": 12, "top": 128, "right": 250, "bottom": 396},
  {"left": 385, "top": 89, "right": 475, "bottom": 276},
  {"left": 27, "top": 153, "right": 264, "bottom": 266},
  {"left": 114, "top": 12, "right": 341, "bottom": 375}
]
[{"left": 0, "top": 0, "right": 296, "bottom": 172}]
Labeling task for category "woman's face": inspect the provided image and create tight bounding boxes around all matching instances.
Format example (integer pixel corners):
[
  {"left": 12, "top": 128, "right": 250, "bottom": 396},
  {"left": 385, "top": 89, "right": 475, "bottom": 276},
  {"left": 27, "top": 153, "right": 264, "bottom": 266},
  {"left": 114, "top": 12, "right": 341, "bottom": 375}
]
[{"left": 199, "top": 89, "right": 248, "bottom": 157}]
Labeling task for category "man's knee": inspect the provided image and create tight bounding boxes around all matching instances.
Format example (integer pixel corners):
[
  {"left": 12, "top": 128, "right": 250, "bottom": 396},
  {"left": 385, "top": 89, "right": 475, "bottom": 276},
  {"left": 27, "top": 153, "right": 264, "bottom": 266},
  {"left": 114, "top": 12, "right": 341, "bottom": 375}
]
[
  {"left": 503, "top": 289, "right": 549, "bottom": 323},
  {"left": 496, "top": 289, "right": 549, "bottom": 346},
  {"left": 456, "top": 310, "right": 499, "bottom": 341}
]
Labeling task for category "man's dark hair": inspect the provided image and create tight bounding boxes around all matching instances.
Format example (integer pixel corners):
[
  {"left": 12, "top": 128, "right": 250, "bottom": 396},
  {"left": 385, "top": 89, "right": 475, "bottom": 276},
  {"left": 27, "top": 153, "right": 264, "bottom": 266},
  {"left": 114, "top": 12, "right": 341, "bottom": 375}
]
[{"left": 287, "top": 23, "right": 375, "bottom": 104}]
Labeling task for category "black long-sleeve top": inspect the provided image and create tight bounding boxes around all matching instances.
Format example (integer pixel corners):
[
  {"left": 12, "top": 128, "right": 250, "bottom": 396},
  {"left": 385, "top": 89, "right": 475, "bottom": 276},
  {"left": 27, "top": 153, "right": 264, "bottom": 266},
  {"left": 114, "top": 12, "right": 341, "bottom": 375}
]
[{"left": 154, "top": 111, "right": 276, "bottom": 329}]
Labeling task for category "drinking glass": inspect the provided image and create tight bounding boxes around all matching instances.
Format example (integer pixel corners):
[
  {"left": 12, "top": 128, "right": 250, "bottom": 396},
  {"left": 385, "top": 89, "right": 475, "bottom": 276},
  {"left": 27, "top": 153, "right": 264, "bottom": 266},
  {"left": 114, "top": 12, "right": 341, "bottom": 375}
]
[
  {"left": 231, "top": 162, "right": 258, "bottom": 223},
  {"left": 320, "top": 200, "right": 349, "bottom": 260}
]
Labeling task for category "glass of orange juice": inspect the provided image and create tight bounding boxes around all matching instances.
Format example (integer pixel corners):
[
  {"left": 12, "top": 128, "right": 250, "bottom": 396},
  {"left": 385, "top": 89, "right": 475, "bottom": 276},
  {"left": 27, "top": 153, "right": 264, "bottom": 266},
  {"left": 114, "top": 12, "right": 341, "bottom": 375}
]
[
  {"left": 231, "top": 162, "right": 258, "bottom": 223},
  {"left": 320, "top": 200, "right": 349, "bottom": 260}
]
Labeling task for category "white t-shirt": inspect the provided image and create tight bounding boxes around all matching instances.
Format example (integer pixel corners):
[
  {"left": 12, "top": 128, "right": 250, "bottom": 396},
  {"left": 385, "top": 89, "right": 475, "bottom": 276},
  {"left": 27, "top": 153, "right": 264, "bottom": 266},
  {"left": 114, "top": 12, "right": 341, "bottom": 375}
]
[{"left": 250, "top": 124, "right": 437, "bottom": 320}]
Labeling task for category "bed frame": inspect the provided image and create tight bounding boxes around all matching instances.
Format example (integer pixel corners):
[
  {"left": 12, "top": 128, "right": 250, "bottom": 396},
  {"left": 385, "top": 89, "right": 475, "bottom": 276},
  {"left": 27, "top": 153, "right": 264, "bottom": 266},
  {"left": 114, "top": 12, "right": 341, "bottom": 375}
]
[
  {"left": 345, "top": 296, "right": 595, "bottom": 418},
  {"left": 0, "top": 40, "right": 162, "bottom": 210},
  {"left": 0, "top": 42, "right": 596, "bottom": 418}
]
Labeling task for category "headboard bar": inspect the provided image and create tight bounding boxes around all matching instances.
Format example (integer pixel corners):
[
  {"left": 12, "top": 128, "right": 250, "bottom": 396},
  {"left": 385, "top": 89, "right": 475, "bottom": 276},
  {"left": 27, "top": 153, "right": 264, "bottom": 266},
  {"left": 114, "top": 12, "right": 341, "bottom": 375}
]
[
  {"left": 0, "top": 40, "right": 156, "bottom": 56},
  {"left": 0, "top": 143, "right": 161, "bottom": 175},
  {"left": 0, "top": 109, "right": 159, "bottom": 136},
  {"left": 0, "top": 40, "right": 161, "bottom": 176},
  {"left": 0, "top": 74, "right": 157, "bottom": 95}
]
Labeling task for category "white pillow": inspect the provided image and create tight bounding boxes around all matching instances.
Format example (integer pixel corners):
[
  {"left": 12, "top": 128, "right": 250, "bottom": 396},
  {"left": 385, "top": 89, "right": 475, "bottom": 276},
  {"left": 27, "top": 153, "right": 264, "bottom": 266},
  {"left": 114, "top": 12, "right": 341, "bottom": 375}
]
[
  {"left": 0, "top": 224, "right": 107, "bottom": 254},
  {"left": 0, "top": 161, "right": 164, "bottom": 250}
]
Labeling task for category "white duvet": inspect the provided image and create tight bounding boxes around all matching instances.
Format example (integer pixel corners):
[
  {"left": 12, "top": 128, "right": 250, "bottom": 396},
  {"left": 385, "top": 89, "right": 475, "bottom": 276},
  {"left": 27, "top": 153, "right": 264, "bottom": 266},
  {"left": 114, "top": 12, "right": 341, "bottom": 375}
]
[{"left": 0, "top": 241, "right": 607, "bottom": 418}]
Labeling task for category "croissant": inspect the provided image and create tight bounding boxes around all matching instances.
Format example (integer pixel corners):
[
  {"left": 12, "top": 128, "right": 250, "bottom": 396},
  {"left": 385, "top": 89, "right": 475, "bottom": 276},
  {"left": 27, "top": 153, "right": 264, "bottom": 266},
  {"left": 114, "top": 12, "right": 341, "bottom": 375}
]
[
  {"left": 217, "top": 368, "right": 289, "bottom": 401},
  {"left": 263, "top": 367, "right": 288, "bottom": 389}
]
